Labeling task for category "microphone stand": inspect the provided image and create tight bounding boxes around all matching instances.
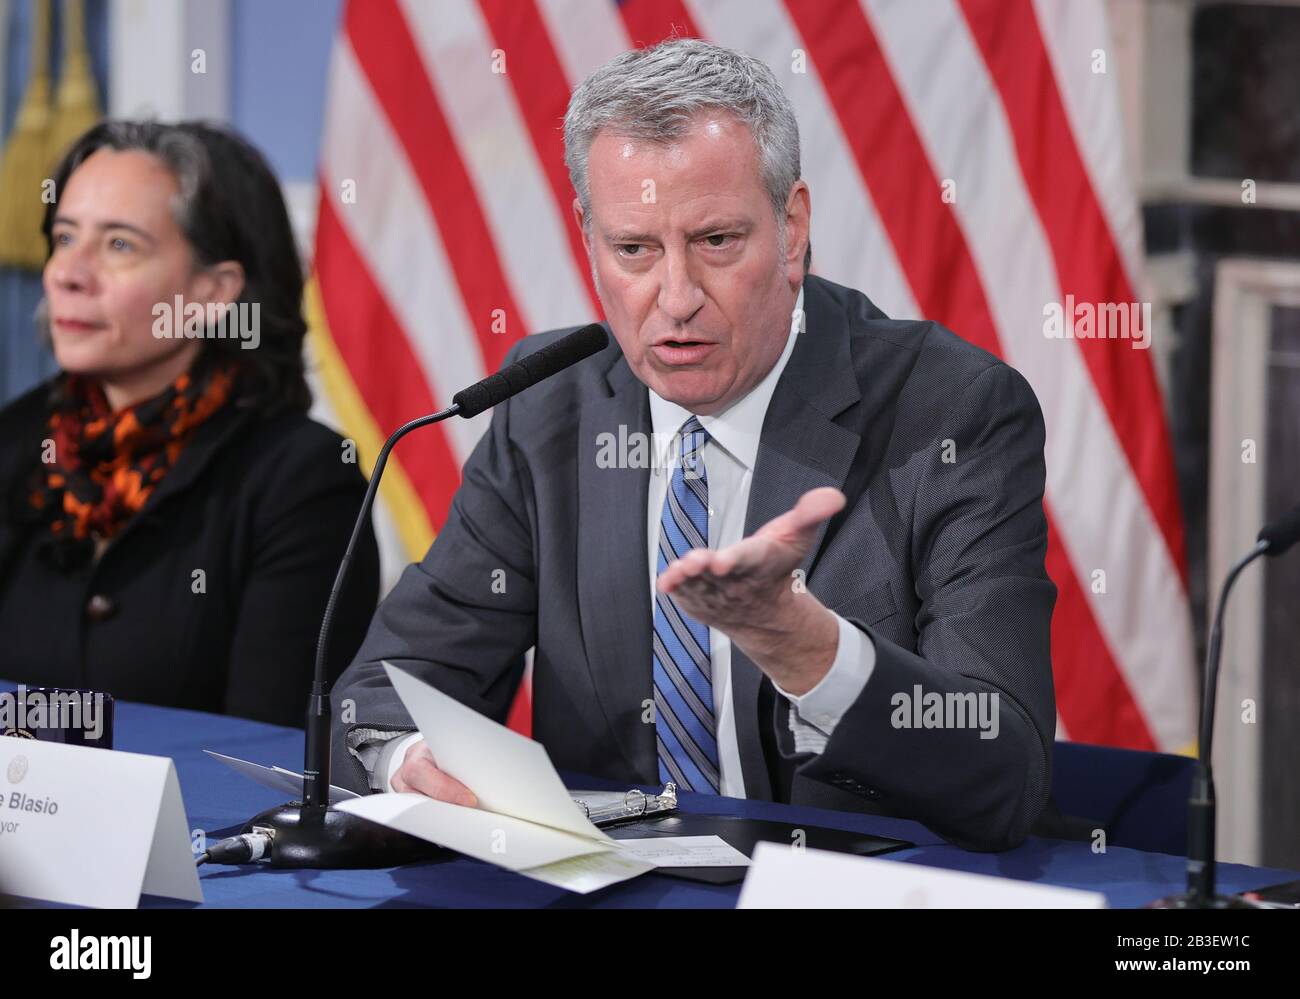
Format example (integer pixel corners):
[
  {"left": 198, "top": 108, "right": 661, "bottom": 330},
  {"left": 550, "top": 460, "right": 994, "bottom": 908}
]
[
  {"left": 240, "top": 405, "right": 461, "bottom": 868},
  {"left": 1150, "top": 540, "right": 1269, "bottom": 908},
  {"left": 227, "top": 323, "right": 609, "bottom": 866}
]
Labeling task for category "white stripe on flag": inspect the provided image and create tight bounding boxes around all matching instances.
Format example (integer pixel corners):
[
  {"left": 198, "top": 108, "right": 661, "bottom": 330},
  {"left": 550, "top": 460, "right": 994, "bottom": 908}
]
[{"left": 536, "top": 0, "right": 631, "bottom": 83}]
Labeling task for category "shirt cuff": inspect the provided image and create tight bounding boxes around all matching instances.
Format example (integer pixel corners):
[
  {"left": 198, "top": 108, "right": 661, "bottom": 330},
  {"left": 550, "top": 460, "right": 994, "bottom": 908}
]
[
  {"left": 773, "top": 612, "right": 876, "bottom": 741},
  {"left": 376, "top": 732, "right": 424, "bottom": 792}
]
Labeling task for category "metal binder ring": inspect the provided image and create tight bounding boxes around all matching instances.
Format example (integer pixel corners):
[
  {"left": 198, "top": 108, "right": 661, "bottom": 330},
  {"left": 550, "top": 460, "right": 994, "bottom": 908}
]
[{"left": 623, "top": 788, "right": 647, "bottom": 815}]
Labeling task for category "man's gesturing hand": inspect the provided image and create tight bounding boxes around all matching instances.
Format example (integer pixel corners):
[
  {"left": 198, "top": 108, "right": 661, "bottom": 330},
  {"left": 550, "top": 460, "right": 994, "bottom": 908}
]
[
  {"left": 655, "top": 486, "right": 847, "bottom": 695},
  {"left": 390, "top": 738, "right": 478, "bottom": 806}
]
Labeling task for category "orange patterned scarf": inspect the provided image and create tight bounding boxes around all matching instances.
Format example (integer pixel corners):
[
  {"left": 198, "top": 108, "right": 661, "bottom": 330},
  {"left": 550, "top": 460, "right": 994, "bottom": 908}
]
[{"left": 26, "top": 358, "right": 238, "bottom": 570}]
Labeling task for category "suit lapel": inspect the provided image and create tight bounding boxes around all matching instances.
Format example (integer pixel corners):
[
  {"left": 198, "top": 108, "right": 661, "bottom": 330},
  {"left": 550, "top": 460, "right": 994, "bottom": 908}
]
[
  {"left": 731, "top": 278, "right": 864, "bottom": 799},
  {"left": 576, "top": 346, "right": 658, "bottom": 782}
]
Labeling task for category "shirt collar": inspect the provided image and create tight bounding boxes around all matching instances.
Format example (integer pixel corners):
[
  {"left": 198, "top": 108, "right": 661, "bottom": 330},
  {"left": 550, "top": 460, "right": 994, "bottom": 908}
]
[{"left": 649, "top": 284, "right": 805, "bottom": 471}]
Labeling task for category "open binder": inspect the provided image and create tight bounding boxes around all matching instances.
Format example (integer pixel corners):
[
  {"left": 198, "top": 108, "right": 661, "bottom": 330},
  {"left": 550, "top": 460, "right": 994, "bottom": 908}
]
[{"left": 570, "top": 782, "right": 679, "bottom": 827}]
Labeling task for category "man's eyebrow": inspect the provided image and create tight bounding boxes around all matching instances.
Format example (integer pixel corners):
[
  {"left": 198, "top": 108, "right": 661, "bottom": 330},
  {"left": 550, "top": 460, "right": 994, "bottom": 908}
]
[
  {"left": 687, "top": 218, "right": 751, "bottom": 238},
  {"left": 604, "top": 219, "right": 753, "bottom": 243},
  {"left": 604, "top": 227, "right": 656, "bottom": 244}
]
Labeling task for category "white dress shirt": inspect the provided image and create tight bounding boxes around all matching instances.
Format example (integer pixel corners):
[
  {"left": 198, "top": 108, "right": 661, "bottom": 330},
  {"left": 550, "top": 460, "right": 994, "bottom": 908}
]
[
  {"left": 644, "top": 286, "right": 874, "bottom": 797},
  {"left": 376, "top": 287, "right": 876, "bottom": 794}
]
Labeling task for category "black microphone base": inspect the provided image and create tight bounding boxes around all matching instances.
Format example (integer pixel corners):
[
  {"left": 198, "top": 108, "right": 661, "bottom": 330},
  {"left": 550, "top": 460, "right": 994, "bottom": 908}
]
[
  {"left": 1147, "top": 892, "right": 1264, "bottom": 909},
  {"left": 242, "top": 801, "right": 445, "bottom": 869}
]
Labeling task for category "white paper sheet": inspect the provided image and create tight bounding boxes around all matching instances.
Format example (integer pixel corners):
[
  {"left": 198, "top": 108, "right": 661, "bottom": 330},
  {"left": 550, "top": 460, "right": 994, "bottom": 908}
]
[
  {"left": 203, "top": 750, "right": 360, "bottom": 803},
  {"left": 614, "top": 835, "right": 751, "bottom": 868},
  {"left": 518, "top": 851, "right": 657, "bottom": 894},
  {"left": 335, "top": 791, "right": 609, "bottom": 871},
  {"left": 382, "top": 663, "right": 610, "bottom": 841},
  {"left": 738, "top": 844, "right": 1108, "bottom": 908},
  {"left": 326, "top": 664, "right": 680, "bottom": 892}
]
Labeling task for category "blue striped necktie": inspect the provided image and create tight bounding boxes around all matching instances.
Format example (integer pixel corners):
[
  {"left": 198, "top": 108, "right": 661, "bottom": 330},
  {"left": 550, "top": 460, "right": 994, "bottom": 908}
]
[{"left": 652, "top": 415, "right": 720, "bottom": 793}]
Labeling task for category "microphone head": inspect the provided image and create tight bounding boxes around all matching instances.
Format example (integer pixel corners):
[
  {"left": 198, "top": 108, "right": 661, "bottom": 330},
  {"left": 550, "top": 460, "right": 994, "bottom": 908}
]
[
  {"left": 1259, "top": 502, "right": 1300, "bottom": 556},
  {"left": 516, "top": 323, "right": 609, "bottom": 383},
  {"left": 453, "top": 323, "right": 609, "bottom": 419}
]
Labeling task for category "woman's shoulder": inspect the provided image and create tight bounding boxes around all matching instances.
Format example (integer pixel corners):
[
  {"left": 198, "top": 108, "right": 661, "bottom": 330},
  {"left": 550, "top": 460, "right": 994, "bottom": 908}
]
[
  {"left": 210, "top": 408, "right": 371, "bottom": 546},
  {"left": 224, "top": 406, "right": 366, "bottom": 490},
  {"left": 0, "top": 381, "right": 58, "bottom": 486}
]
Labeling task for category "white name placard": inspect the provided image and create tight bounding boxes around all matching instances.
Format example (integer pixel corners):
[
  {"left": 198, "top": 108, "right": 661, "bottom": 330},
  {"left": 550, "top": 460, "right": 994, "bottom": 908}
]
[
  {"left": 738, "top": 843, "right": 1106, "bottom": 908},
  {"left": 0, "top": 739, "right": 202, "bottom": 908}
]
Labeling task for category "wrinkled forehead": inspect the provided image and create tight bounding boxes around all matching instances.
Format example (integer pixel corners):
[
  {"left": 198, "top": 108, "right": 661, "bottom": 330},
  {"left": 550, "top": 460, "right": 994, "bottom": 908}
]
[{"left": 585, "top": 114, "right": 767, "bottom": 230}]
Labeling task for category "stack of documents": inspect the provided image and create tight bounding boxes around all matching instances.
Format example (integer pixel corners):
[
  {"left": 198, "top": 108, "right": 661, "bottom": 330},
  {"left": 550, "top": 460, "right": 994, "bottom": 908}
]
[{"left": 210, "top": 662, "right": 748, "bottom": 893}]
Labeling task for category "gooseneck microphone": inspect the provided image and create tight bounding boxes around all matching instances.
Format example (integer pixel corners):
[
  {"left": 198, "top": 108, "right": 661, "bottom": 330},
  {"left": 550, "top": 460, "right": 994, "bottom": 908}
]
[
  {"left": 1257, "top": 503, "right": 1300, "bottom": 557},
  {"left": 1151, "top": 501, "right": 1300, "bottom": 908},
  {"left": 228, "top": 323, "right": 608, "bottom": 868},
  {"left": 451, "top": 323, "right": 611, "bottom": 418}
]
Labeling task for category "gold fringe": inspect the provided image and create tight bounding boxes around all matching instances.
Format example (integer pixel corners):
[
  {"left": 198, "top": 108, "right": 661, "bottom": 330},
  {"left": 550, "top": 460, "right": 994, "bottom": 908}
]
[
  {"left": 47, "top": 0, "right": 100, "bottom": 165},
  {"left": 0, "top": 0, "right": 54, "bottom": 270}
]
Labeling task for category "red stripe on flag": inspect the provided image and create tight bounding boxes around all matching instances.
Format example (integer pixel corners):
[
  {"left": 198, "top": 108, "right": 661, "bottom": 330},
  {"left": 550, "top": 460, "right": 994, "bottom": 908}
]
[
  {"left": 505, "top": 670, "right": 532, "bottom": 738},
  {"left": 476, "top": 0, "right": 603, "bottom": 318},
  {"left": 345, "top": 0, "right": 526, "bottom": 373},
  {"left": 315, "top": 191, "right": 462, "bottom": 529},
  {"left": 616, "top": 0, "right": 700, "bottom": 46},
  {"left": 959, "top": 0, "right": 1188, "bottom": 583},
  {"left": 784, "top": 0, "right": 1156, "bottom": 747}
]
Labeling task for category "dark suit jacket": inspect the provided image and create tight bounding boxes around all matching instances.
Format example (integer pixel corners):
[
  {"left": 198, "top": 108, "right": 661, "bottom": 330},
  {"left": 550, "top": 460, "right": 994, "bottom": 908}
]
[
  {"left": 331, "top": 273, "right": 1057, "bottom": 851},
  {"left": 0, "top": 380, "right": 379, "bottom": 728}
]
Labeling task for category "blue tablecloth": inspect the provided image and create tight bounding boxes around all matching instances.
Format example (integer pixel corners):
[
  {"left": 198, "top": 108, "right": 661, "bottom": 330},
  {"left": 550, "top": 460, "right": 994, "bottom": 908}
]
[{"left": 70, "top": 699, "right": 1300, "bottom": 907}]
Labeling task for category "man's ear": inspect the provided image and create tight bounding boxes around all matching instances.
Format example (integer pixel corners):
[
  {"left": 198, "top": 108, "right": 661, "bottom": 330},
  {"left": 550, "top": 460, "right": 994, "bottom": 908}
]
[
  {"left": 573, "top": 198, "right": 592, "bottom": 257},
  {"left": 784, "top": 180, "right": 811, "bottom": 283}
]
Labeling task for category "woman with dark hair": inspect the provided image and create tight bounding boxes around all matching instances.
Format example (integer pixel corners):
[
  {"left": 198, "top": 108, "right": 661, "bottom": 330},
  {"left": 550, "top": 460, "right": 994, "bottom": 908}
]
[{"left": 0, "top": 120, "right": 379, "bottom": 728}]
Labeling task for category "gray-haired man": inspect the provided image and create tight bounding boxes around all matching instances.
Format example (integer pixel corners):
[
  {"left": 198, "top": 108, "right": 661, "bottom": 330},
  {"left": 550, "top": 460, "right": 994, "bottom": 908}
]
[{"left": 331, "top": 38, "right": 1057, "bottom": 852}]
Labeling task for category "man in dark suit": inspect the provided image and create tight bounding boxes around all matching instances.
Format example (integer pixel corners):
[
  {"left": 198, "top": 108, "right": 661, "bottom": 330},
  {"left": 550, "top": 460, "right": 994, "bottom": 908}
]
[{"left": 331, "top": 38, "right": 1056, "bottom": 851}]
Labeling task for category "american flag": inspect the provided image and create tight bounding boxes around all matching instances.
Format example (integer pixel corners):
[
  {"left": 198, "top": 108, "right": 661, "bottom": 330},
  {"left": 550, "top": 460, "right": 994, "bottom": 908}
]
[{"left": 307, "top": 0, "right": 1196, "bottom": 753}]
